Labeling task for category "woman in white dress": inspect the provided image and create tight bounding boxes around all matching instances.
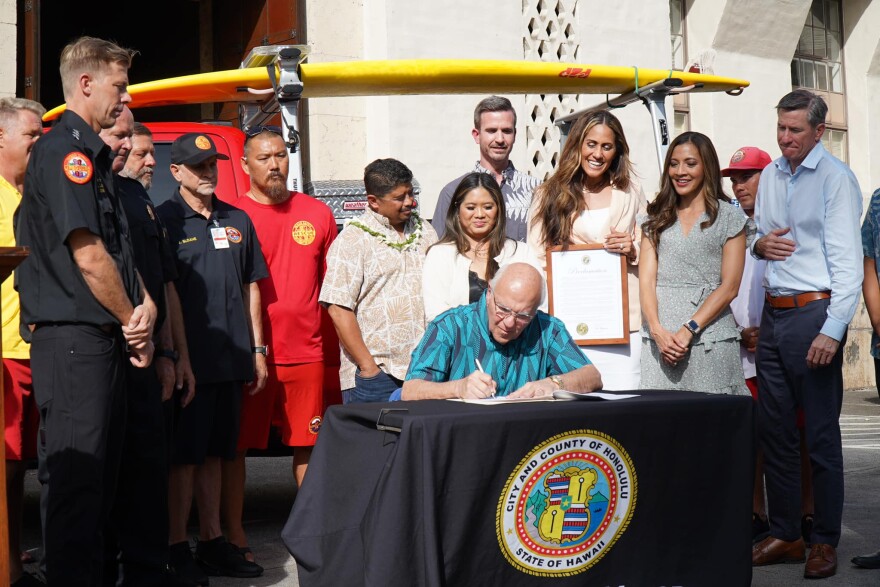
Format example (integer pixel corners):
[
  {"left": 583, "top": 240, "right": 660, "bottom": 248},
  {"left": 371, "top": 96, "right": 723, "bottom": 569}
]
[
  {"left": 423, "top": 172, "right": 530, "bottom": 321},
  {"left": 528, "top": 110, "right": 646, "bottom": 390}
]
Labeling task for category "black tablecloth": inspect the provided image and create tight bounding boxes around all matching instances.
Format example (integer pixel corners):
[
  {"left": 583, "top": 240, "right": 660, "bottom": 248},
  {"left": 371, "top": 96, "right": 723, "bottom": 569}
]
[{"left": 283, "top": 391, "right": 754, "bottom": 586}]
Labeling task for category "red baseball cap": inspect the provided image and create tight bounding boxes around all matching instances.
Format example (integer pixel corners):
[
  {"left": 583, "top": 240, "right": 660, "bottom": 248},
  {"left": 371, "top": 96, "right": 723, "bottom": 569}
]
[{"left": 721, "top": 147, "right": 772, "bottom": 177}]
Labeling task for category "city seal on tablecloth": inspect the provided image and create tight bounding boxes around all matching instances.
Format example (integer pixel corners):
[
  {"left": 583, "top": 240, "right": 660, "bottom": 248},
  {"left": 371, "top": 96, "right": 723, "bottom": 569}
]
[{"left": 496, "top": 430, "right": 637, "bottom": 577}]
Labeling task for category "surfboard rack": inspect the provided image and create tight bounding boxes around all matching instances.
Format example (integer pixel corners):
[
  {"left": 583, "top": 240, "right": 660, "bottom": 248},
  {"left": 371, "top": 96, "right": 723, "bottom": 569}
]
[
  {"left": 557, "top": 77, "right": 693, "bottom": 171},
  {"left": 239, "top": 45, "right": 309, "bottom": 191}
]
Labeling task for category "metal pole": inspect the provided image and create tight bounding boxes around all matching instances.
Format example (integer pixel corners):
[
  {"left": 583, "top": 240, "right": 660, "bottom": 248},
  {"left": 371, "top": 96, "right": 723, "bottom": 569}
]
[{"left": 276, "top": 48, "right": 305, "bottom": 193}]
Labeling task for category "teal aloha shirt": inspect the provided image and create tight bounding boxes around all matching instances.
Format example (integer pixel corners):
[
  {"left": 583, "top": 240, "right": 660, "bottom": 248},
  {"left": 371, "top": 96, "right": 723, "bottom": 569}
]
[
  {"left": 405, "top": 291, "right": 591, "bottom": 395},
  {"left": 861, "top": 187, "right": 880, "bottom": 359}
]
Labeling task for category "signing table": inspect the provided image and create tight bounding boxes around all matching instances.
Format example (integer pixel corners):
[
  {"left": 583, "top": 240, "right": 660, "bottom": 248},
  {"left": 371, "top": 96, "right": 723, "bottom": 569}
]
[{"left": 283, "top": 391, "right": 753, "bottom": 587}]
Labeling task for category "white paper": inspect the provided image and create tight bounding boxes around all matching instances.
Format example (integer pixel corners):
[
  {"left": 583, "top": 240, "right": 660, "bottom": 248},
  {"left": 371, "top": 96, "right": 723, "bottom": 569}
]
[{"left": 447, "top": 391, "right": 640, "bottom": 404}]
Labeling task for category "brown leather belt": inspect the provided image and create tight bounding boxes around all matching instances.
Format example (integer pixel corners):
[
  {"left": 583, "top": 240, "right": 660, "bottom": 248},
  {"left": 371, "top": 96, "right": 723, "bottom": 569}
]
[{"left": 765, "top": 291, "right": 830, "bottom": 309}]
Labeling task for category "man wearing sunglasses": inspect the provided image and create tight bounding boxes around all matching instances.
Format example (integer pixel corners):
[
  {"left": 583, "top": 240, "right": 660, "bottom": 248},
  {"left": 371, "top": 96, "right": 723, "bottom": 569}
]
[{"left": 401, "top": 262, "right": 601, "bottom": 399}]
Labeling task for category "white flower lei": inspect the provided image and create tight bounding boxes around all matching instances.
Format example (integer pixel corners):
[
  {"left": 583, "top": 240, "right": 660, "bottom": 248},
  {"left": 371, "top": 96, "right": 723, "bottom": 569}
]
[{"left": 349, "top": 211, "right": 424, "bottom": 251}]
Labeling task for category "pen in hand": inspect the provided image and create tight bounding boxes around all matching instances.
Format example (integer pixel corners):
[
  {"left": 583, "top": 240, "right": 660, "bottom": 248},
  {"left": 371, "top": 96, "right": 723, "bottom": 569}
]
[{"left": 474, "top": 358, "right": 496, "bottom": 398}]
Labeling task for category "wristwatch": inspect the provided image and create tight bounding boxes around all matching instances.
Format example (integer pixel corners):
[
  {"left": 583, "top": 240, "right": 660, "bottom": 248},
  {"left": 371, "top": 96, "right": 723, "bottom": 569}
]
[
  {"left": 549, "top": 375, "right": 564, "bottom": 389},
  {"left": 156, "top": 348, "right": 179, "bottom": 363},
  {"left": 252, "top": 345, "right": 269, "bottom": 356},
  {"left": 683, "top": 319, "right": 702, "bottom": 335}
]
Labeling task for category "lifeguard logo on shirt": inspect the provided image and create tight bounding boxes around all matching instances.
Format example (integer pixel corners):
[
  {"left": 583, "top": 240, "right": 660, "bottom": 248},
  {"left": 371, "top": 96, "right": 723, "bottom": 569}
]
[
  {"left": 62, "top": 152, "right": 93, "bottom": 184},
  {"left": 194, "top": 135, "right": 212, "bottom": 150},
  {"left": 225, "top": 227, "right": 242, "bottom": 243},
  {"left": 292, "top": 220, "right": 316, "bottom": 245},
  {"left": 308, "top": 416, "right": 322, "bottom": 435},
  {"left": 731, "top": 149, "right": 745, "bottom": 163},
  {"left": 496, "top": 430, "right": 637, "bottom": 577}
]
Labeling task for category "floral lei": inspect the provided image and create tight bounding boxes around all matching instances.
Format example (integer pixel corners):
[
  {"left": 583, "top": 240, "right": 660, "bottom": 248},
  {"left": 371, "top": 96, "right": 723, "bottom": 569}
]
[{"left": 349, "top": 211, "right": 424, "bottom": 251}]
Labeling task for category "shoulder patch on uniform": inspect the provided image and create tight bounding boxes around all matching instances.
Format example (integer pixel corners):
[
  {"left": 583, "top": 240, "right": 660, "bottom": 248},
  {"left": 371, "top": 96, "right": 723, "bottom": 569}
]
[
  {"left": 225, "top": 226, "right": 242, "bottom": 243},
  {"left": 62, "top": 152, "right": 93, "bottom": 184}
]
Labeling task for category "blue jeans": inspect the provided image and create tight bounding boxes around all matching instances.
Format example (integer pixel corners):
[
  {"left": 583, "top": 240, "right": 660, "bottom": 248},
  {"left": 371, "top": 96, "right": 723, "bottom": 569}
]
[{"left": 342, "top": 369, "right": 403, "bottom": 404}]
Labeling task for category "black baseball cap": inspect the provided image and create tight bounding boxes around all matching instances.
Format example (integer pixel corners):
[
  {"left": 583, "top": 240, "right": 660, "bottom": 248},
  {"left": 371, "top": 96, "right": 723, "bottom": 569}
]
[{"left": 170, "top": 133, "right": 230, "bottom": 166}]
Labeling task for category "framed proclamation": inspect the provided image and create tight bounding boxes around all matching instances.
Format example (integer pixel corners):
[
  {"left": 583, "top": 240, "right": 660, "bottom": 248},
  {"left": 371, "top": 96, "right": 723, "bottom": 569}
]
[{"left": 546, "top": 244, "right": 629, "bottom": 345}]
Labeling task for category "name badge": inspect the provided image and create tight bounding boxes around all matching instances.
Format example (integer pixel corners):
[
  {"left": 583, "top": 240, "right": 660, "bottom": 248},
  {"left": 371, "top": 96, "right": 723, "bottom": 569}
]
[{"left": 211, "top": 226, "right": 230, "bottom": 249}]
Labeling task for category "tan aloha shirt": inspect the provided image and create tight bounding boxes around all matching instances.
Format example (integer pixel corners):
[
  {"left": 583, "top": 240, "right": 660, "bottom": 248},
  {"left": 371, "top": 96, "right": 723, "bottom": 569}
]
[{"left": 319, "top": 207, "right": 438, "bottom": 389}]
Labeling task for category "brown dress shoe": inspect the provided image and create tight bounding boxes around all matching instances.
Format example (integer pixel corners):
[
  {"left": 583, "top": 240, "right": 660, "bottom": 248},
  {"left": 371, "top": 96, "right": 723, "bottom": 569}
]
[
  {"left": 804, "top": 543, "right": 837, "bottom": 579},
  {"left": 752, "top": 536, "right": 806, "bottom": 566}
]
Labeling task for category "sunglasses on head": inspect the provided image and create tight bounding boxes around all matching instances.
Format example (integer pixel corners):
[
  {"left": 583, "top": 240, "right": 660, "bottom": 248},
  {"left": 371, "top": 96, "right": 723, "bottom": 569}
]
[{"left": 244, "top": 125, "right": 283, "bottom": 138}]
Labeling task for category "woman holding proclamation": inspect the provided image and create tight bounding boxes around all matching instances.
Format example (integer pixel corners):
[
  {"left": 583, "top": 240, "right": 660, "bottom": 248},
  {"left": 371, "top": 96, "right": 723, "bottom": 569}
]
[
  {"left": 639, "top": 131, "right": 748, "bottom": 394},
  {"left": 423, "top": 172, "right": 530, "bottom": 320},
  {"left": 528, "top": 110, "right": 646, "bottom": 390}
]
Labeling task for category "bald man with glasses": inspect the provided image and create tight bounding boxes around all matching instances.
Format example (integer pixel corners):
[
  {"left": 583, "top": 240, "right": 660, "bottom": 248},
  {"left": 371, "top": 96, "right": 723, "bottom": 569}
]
[{"left": 401, "top": 262, "right": 602, "bottom": 400}]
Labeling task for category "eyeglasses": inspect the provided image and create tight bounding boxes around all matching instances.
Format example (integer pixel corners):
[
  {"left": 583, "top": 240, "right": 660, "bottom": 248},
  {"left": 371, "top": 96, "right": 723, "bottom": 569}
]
[
  {"left": 489, "top": 288, "right": 535, "bottom": 324},
  {"left": 729, "top": 171, "right": 759, "bottom": 186},
  {"left": 244, "top": 125, "right": 283, "bottom": 138}
]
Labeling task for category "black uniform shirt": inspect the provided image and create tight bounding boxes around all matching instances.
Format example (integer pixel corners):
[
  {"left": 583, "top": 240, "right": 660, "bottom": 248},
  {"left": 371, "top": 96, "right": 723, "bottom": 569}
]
[
  {"left": 117, "top": 176, "right": 178, "bottom": 330},
  {"left": 156, "top": 190, "right": 267, "bottom": 384},
  {"left": 15, "top": 110, "right": 140, "bottom": 334}
]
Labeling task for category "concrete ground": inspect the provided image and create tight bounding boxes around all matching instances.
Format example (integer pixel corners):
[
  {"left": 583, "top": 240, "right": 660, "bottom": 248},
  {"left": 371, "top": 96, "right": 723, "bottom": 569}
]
[{"left": 19, "top": 389, "right": 880, "bottom": 586}]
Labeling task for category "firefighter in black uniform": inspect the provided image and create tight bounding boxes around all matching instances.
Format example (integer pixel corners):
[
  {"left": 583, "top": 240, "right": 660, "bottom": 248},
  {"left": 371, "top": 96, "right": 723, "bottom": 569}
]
[
  {"left": 14, "top": 37, "right": 156, "bottom": 587},
  {"left": 99, "top": 107, "right": 193, "bottom": 586}
]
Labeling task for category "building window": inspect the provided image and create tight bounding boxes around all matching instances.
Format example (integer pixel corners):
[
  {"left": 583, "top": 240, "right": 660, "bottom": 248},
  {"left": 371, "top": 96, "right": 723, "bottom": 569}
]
[
  {"left": 822, "top": 128, "right": 847, "bottom": 162},
  {"left": 792, "top": 0, "right": 843, "bottom": 92},
  {"left": 791, "top": 0, "right": 847, "bottom": 161},
  {"left": 670, "top": 0, "right": 689, "bottom": 136},
  {"left": 670, "top": 0, "right": 685, "bottom": 70}
]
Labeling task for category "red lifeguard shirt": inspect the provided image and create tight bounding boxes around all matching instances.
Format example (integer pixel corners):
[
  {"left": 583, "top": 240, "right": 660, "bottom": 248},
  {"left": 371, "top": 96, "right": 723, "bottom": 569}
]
[{"left": 236, "top": 192, "right": 337, "bottom": 365}]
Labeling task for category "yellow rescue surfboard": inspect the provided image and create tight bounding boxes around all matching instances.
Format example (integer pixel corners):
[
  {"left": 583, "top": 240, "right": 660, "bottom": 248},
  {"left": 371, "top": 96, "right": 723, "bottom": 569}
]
[{"left": 43, "top": 59, "right": 749, "bottom": 121}]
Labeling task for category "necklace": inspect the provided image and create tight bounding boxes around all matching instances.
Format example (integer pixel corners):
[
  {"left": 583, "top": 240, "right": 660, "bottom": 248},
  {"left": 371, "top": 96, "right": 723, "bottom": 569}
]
[
  {"left": 581, "top": 181, "right": 609, "bottom": 212},
  {"left": 470, "top": 244, "right": 489, "bottom": 259},
  {"left": 349, "top": 211, "right": 423, "bottom": 251},
  {"left": 581, "top": 179, "right": 609, "bottom": 194}
]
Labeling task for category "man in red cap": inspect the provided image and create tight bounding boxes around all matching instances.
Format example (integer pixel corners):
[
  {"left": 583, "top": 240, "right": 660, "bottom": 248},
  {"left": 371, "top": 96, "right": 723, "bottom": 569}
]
[
  {"left": 725, "top": 146, "right": 818, "bottom": 553},
  {"left": 723, "top": 147, "right": 775, "bottom": 542}
]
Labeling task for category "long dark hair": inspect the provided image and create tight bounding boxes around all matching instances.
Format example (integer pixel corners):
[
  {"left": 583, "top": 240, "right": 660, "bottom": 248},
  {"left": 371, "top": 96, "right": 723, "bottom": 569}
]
[
  {"left": 531, "top": 109, "right": 633, "bottom": 248},
  {"left": 435, "top": 172, "right": 508, "bottom": 281},
  {"left": 643, "top": 131, "right": 730, "bottom": 250}
]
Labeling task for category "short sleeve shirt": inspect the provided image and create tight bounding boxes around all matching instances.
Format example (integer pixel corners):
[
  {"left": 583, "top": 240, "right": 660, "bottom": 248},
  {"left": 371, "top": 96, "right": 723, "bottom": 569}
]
[
  {"left": 235, "top": 192, "right": 337, "bottom": 365},
  {"left": 0, "top": 176, "right": 27, "bottom": 359},
  {"left": 117, "top": 176, "right": 177, "bottom": 330},
  {"left": 862, "top": 188, "right": 880, "bottom": 359},
  {"left": 406, "top": 292, "right": 591, "bottom": 395},
  {"left": 157, "top": 190, "right": 268, "bottom": 384},
  {"left": 319, "top": 209, "right": 438, "bottom": 388},
  {"left": 15, "top": 110, "right": 140, "bottom": 334}
]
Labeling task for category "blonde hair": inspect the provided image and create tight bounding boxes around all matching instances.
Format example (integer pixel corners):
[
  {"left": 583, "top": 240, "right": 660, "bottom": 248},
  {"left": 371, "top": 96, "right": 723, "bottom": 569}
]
[
  {"left": 59, "top": 36, "right": 135, "bottom": 100},
  {"left": 0, "top": 98, "right": 46, "bottom": 130}
]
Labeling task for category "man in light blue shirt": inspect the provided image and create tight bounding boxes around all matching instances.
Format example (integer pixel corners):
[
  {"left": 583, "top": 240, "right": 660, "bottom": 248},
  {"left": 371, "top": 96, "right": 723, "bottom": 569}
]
[{"left": 750, "top": 89, "right": 863, "bottom": 579}]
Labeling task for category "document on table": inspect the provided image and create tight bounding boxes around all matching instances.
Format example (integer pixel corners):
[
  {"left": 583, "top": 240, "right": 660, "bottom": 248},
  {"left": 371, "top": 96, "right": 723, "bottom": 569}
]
[{"left": 449, "top": 391, "right": 640, "bottom": 404}]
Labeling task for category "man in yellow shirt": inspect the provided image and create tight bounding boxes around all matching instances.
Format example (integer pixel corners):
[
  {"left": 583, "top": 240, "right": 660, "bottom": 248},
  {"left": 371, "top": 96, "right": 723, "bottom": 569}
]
[{"left": 0, "top": 97, "right": 45, "bottom": 586}]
